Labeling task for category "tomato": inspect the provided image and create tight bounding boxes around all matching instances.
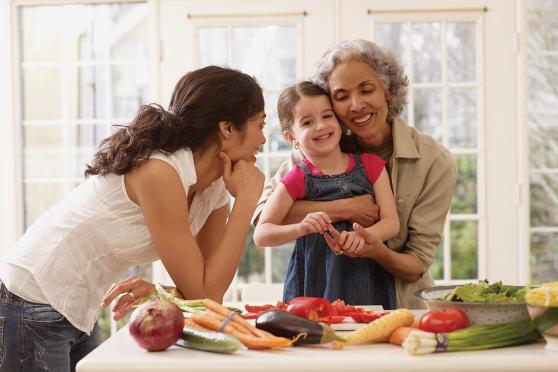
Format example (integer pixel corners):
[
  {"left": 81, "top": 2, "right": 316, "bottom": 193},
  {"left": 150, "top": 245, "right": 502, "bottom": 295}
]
[{"left": 418, "top": 308, "right": 470, "bottom": 333}]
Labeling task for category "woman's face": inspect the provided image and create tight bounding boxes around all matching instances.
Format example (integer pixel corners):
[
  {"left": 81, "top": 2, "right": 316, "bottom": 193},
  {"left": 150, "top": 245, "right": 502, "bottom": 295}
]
[
  {"left": 225, "top": 111, "right": 267, "bottom": 163},
  {"left": 327, "top": 59, "right": 391, "bottom": 148}
]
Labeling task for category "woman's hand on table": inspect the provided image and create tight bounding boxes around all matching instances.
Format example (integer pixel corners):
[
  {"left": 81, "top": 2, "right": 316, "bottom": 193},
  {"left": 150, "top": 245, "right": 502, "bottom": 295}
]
[{"left": 100, "top": 276, "right": 156, "bottom": 321}]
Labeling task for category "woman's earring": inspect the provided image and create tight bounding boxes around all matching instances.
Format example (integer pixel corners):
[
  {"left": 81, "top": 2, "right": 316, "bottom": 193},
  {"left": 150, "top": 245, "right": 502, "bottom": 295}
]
[{"left": 294, "top": 142, "right": 299, "bottom": 150}]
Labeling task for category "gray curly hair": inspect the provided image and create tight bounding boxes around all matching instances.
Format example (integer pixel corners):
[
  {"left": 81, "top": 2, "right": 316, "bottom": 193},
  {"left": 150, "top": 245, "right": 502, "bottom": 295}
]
[{"left": 313, "top": 39, "right": 408, "bottom": 124}]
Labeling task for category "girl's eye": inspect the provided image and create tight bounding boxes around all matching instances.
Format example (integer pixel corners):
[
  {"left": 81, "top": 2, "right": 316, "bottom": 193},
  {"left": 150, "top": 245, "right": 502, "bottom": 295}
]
[
  {"left": 334, "top": 94, "right": 348, "bottom": 101},
  {"left": 302, "top": 120, "right": 313, "bottom": 126},
  {"left": 323, "top": 114, "right": 333, "bottom": 119}
]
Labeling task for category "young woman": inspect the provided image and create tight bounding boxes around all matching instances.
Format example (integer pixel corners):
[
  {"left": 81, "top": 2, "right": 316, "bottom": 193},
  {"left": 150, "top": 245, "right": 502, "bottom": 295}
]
[
  {"left": 253, "top": 81, "right": 399, "bottom": 307},
  {"left": 0, "top": 66, "right": 266, "bottom": 371}
]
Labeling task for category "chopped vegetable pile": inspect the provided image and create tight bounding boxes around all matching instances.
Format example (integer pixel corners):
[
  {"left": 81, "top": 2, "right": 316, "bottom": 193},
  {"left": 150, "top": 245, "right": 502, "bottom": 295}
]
[
  {"left": 437, "top": 280, "right": 526, "bottom": 304},
  {"left": 243, "top": 297, "right": 384, "bottom": 324}
]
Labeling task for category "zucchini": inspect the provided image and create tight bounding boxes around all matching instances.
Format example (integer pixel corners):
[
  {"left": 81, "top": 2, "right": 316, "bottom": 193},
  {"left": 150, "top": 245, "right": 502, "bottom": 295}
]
[
  {"left": 177, "top": 327, "right": 243, "bottom": 354},
  {"left": 255, "top": 309, "right": 345, "bottom": 346}
]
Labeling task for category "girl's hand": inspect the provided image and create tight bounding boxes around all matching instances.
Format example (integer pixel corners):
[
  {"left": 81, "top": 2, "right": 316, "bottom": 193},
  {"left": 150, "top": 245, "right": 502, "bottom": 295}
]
[
  {"left": 100, "top": 276, "right": 155, "bottom": 321},
  {"left": 220, "top": 152, "right": 264, "bottom": 202},
  {"left": 324, "top": 224, "right": 344, "bottom": 255},
  {"left": 297, "top": 211, "right": 332, "bottom": 236}
]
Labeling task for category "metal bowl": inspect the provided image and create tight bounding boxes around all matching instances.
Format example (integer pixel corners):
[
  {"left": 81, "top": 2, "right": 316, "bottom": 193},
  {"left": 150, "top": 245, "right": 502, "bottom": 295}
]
[{"left": 415, "top": 285, "right": 530, "bottom": 326}]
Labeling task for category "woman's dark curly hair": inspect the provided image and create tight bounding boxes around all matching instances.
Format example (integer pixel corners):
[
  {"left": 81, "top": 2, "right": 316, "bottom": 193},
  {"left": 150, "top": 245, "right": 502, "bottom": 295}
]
[{"left": 85, "top": 65, "right": 264, "bottom": 176}]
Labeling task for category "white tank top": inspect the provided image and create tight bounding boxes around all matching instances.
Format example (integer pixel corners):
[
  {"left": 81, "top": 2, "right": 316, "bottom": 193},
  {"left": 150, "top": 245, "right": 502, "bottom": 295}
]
[{"left": 0, "top": 148, "right": 227, "bottom": 334}]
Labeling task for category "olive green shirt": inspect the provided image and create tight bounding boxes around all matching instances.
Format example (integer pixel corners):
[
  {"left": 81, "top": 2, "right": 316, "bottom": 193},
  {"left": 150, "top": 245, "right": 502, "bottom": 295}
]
[{"left": 253, "top": 118, "right": 457, "bottom": 309}]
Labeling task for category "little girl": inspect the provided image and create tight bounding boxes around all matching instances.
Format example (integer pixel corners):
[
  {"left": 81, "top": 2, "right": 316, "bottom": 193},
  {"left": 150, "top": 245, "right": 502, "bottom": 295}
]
[{"left": 253, "top": 81, "right": 399, "bottom": 308}]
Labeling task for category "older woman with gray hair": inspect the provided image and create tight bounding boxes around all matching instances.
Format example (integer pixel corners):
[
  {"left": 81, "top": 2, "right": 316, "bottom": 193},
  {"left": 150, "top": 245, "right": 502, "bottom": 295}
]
[{"left": 253, "top": 39, "right": 457, "bottom": 309}]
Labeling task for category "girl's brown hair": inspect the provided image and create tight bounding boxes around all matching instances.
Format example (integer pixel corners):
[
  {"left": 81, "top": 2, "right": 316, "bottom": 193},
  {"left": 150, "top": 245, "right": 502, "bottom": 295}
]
[
  {"left": 277, "top": 81, "right": 329, "bottom": 132},
  {"left": 85, "top": 65, "right": 264, "bottom": 176}
]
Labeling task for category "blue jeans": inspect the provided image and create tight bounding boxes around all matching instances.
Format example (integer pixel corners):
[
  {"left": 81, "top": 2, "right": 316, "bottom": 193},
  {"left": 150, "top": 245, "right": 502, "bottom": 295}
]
[{"left": 0, "top": 282, "right": 101, "bottom": 372}]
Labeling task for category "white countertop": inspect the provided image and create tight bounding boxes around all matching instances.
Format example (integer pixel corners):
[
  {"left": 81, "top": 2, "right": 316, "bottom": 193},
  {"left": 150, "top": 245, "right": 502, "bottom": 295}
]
[{"left": 77, "top": 323, "right": 558, "bottom": 372}]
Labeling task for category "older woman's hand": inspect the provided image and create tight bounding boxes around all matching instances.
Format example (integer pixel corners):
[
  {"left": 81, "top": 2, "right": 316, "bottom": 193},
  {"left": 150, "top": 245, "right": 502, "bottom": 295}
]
[
  {"left": 343, "top": 194, "right": 380, "bottom": 228},
  {"left": 100, "top": 276, "right": 156, "bottom": 321},
  {"left": 324, "top": 223, "right": 384, "bottom": 259}
]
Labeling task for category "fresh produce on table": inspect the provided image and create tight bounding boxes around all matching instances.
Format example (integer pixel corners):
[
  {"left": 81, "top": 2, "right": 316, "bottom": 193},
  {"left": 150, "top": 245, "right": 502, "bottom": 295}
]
[
  {"left": 437, "top": 280, "right": 526, "bottom": 303},
  {"left": 255, "top": 309, "right": 345, "bottom": 346},
  {"left": 525, "top": 281, "right": 558, "bottom": 307},
  {"left": 243, "top": 297, "right": 384, "bottom": 324},
  {"left": 388, "top": 327, "right": 417, "bottom": 346},
  {"left": 403, "top": 319, "right": 541, "bottom": 355},
  {"left": 337, "top": 308, "right": 415, "bottom": 346},
  {"left": 129, "top": 299, "right": 184, "bottom": 351},
  {"left": 148, "top": 284, "right": 241, "bottom": 314},
  {"left": 418, "top": 308, "right": 470, "bottom": 333},
  {"left": 178, "top": 321, "right": 244, "bottom": 354},
  {"left": 190, "top": 298, "right": 293, "bottom": 350},
  {"left": 287, "top": 297, "right": 333, "bottom": 321}
]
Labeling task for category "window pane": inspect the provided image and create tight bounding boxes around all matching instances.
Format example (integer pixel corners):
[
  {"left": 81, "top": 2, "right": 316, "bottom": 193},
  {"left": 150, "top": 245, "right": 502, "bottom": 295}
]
[
  {"left": 237, "top": 226, "right": 265, "bottom": 283},
  {"left": 77, "top": 66, "right": 108, "bottom": 120},
  {"left": 451, "top": 154, "right": 477, "bottom": 214},
  {"left": 414, "top": 88, "right": 442, "bottom": 142},
  {"left": 412, "top": 22, "right": 442, "bottom": 83},
  {"left": 446, "top": 22, "right": 476, "bottom": 83},
  {"left": 266, "top": 26, "right": 297, "bottom": 90},
  {"left": 111, "top": 64, "right": 150, "bottom": 118},
  {"left": 232, "top": 27, "right": 266, "bottom": 82},
  {"left": 448, "top": 88, "right": 477, "bottom": 148},
  {"left": 376, "top": 23, "right": 409, "bottom": 71},
  {"left": 24, "top": 182, "right": 66, "bottom": 226},
  {"left": 23, "top": 126, "right": 64, "bottom": 178},
  {"left": 431, "top": 242, "right": 444, "bottom": 280},
  {"left": 530, "top": 232, "right": 558, "bottom": 284},
  {"left": 21, "top": 5, "right": 85, "bottom": 62},
  {"left": 199, "top": 28, "right": 228, "bottom": 66},
  {"left": 23, "top": 67, "right": 62, "bottom": 120},
  {"left": 530, "top": 172, "right": 558, "bottom": 226},
  {"left": 271, "top": 244, "right": 294, "bottom": 283},
  {"left": 527, "top": 0, "right": 558, "bottom": 51},
  {"left": 450, "top": 220, "right": 478, "bottom": 279}
]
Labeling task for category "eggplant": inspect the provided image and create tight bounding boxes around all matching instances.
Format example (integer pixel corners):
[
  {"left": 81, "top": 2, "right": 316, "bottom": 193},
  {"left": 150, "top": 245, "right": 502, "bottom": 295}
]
[{"left": 255, "top": 309, "right": 345, "bottom": 346}]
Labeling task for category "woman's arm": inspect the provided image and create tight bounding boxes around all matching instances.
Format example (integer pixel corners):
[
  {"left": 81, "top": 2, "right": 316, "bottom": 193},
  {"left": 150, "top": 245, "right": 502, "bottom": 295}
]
[
  {"left": 130, "top": 155, "right": 262, "bottom": 303},
  {"left": 253, "top": 184, "right": 331, "bottom": 247},
  {"left": 252, "top": 156, "right": 380, "bottom": 227},
  {"left": 364, "top": 168, "right": 399, "bottom": 241}
]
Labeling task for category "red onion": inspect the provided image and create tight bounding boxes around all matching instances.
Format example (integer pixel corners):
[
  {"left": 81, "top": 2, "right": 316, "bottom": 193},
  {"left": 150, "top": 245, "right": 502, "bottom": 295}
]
[{"left": 129, "top": 299, "right": 184, "bottom": 351}]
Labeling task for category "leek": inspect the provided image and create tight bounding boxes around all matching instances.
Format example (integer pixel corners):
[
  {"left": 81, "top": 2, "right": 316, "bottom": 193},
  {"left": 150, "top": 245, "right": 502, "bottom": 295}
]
[{"left": 403, "top": 319, "right": 541, "bottom": 355}]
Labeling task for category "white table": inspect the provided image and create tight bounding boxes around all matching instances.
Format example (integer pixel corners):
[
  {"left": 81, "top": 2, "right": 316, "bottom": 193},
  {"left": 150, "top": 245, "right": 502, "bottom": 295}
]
[{"left": 77, "top": 324, "right": 558, "bottom": 372}]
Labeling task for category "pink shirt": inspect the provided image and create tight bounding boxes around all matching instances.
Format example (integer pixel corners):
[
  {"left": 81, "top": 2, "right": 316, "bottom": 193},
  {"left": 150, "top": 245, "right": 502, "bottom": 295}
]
[{"left": 281, "top": 153, "right": 385, "bottom": 200}]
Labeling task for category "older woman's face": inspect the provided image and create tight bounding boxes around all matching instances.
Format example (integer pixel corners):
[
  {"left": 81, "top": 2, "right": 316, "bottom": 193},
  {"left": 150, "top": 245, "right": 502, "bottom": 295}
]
[{"left": 327, "top": 59, "right": 391, "bottom": 147}]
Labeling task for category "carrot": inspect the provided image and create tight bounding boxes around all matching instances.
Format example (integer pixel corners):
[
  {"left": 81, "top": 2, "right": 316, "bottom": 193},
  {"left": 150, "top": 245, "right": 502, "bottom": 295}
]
[
  {"left": 201, "top": 298, "right": 274, "bottom": 339},
  {"left": 342, "top": 308, "right": 415, "bottom": 345},
  {"left": 205, "top": 310, "right": 258, "bottom": 337},
  {"left": 388, "top": 326, "right": 416, "bottom": 346},
  {"left": 191, "top": 313, "right": 293, "bottom": 350}
]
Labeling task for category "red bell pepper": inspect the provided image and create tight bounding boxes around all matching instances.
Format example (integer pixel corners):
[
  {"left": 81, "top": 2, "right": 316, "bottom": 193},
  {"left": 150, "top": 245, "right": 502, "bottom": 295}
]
[
  {"left": 286, "top": 297, "right": 333, "bottom": 321},
  {"left": 245, "top": 304, "right": 275, "bottom": 314},
  {"left": 350, "top": 312, "right": 384, "bottom": 323}
]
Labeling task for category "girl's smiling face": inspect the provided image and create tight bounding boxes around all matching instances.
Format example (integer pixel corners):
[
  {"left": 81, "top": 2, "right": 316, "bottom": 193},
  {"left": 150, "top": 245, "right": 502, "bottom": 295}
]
[
  {"left": 327, "top": 59, "right": 391, "bottom": 148},
  {"left": 284, "top": 95, "right": 342, "bottom": 158}
]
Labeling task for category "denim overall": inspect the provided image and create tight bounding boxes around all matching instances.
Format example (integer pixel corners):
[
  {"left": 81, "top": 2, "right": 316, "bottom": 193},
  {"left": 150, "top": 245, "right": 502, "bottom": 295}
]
[{"left": 283, "top": 154, "right": 396, "bottom": 308}]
